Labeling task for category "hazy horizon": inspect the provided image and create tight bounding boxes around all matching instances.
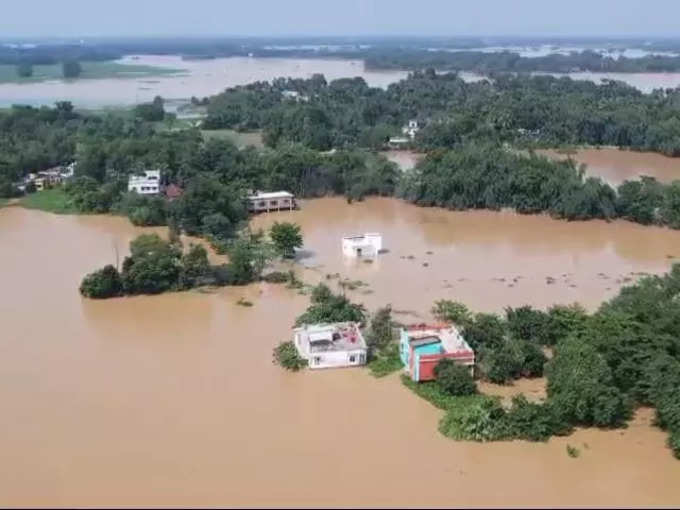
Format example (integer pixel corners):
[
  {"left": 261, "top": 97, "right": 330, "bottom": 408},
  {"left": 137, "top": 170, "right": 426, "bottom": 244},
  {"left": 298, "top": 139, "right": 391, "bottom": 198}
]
[{"left": 3, "top": 0, "right": 680, "bottom": 39}]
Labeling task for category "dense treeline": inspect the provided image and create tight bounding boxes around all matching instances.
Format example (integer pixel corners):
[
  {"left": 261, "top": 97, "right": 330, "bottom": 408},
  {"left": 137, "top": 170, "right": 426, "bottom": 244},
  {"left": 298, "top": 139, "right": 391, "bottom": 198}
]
[
  {"left": 419, "top": 264, "right": 680, "bottom": 457},
  {"left": 398, "top": 144, "right": 680, "bottom": 226},
  {"left": 364, "top": 49, "right": 680, "bottom": 73},
  {"left": 203, "top": 71, "right": 680, "bottom": 156}
]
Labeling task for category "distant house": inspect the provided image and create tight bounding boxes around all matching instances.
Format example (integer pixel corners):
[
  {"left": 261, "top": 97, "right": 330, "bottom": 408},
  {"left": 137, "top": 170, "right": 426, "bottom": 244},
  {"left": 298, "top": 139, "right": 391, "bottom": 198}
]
[
  {"left": 400, "top": 324, "right": 475, "bottom": 382},
  {"left": 293, "top": 322, "right": 367, "bottom": 369},
  {"left": 128, "top": 170, "right": 161, "bottom": 195},
  {"left": 402, "top": 119, "right": 420, "bottom": 140},
  {"left": 342, "top": 233, "right": 382, "bottom": 257},
  {"left": 247, "top": 191, "right": 296, "bottom": 213},
  {"left": 165, "top": 183, "right": 183, "bottom": 201}
]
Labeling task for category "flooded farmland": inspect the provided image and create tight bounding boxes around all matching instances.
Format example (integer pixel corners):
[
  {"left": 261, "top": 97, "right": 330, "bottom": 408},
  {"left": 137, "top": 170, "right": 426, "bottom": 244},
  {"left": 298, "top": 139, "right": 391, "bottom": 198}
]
[{"left": 2, "top": 198, "right": 680, "bottom": 507}]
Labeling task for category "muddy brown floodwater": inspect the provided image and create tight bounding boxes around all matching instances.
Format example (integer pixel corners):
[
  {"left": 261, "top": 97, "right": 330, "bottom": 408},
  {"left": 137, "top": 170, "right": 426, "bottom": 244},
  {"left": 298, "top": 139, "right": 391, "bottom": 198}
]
[
  {"left": 2, "top": 200, "right": 680, "bottom": 507},
  {"left": 539, "top": 147, "right": 680, "bottom": 187}
]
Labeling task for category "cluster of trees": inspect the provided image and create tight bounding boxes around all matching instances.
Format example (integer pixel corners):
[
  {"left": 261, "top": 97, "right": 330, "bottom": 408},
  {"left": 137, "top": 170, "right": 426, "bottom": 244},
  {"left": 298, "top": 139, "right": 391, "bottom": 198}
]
[
  {"left": 426, "top": 264, "right": 680, "bottom": 458},
  {"left": 134, "top": 96, "right": 165, "bottom": 122},
  {"left": 294, "top": 283, "right": 367, "bottom": 326},
  {"left": 80, "top": 221, "right": 304, "bottom": 299},
  {"left": 433, "top": 300, "right": 550, "bottom": 384},
  {"left": 398, "top": 144, "right": 680, "bottom": 227},
  {"left": 202, "top": 71, "right": 680, "bottom": 157},
  {"left": 79, "top": 234, "right": 212, "bottom": 298}
]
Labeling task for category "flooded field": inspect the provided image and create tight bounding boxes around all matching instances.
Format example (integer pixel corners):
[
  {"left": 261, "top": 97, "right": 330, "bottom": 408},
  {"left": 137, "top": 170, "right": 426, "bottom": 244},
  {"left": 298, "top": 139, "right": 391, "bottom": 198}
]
[
  {"left": 0, "top": 52, "right": 675, "bottom": 109},
  {"left": 2, "top": 200, "right": 680, "bottom": 507},
  {"left": 539, "top": 147, "right": 680, "bottom": 186},
  {"left": 0, "top": 55, "right": 410, "bottom": 109}
]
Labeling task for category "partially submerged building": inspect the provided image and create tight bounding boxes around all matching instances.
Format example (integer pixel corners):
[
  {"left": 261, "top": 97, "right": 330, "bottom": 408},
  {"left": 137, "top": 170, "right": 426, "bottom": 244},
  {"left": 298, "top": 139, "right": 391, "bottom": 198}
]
[
  {"left": 128, "top": 170, "right": 161, "bottom": 195},
  {"left": 400, "top": 323, "right": 475, "bottom": 382},
  {"left": 293, "top": 322, "right": 367, "bottom": 369},
  {"left": 247, "top": 191, "right": 296, "bottom": 213},
  {"left": 342, "top": 233, "right": 382, "bottom": 257}
]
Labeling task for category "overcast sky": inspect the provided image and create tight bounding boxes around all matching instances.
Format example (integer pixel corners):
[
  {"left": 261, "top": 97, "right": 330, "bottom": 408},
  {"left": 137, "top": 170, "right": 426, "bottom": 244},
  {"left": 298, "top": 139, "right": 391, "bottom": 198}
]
[{"left": 2, "top": 0, "right": 679, "bottom": 38}]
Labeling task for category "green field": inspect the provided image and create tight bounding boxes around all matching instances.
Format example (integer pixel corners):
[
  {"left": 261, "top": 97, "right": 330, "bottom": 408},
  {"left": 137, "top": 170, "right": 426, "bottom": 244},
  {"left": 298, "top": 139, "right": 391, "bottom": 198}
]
[
  {"left": 19, "top": 188, "right": 78, "bottom": 214},
  {"left": 0, "top": 198, "right": 8, "bottom": 208},
  {"left": 201, "top": 129, "right": 264, "bottom": 149},
  {"left": 0, "top": 61, "right": 184, "bottom": 84}
]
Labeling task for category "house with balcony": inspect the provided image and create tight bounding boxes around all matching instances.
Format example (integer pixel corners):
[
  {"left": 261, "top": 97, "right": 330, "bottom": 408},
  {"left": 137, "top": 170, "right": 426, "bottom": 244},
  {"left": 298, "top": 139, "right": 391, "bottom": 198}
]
[
  {"left": 247, "top": 191, "right": 296, "bottom": 213},
  {"left": 400, "top": 323, "right": 475, "bottom": 382},
  {"left": 128, "top": 170, "right": 161, "bottom": 195},
  {"left": 293, "top": 322, "right": 367, "bottom": 369}
]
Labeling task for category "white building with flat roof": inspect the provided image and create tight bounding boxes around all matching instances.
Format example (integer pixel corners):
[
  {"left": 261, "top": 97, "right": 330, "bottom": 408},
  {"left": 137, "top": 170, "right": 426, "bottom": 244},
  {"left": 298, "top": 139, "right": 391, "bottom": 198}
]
[
  {"left": 247, "top": 191, "right": 296, "bottom": 212},
  {"left": 128, "top": 170, "right": 161, "bottom": 195},
  {"left": 293, "top": 322, "right": 367, "bottom": 369},
  {"left": 342, "top": 233, "right": 382, "bottom": 257}
]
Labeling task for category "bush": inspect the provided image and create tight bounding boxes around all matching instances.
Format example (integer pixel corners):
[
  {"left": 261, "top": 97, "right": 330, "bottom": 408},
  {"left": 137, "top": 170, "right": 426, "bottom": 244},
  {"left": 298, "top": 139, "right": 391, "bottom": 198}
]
[
  {"left": 272, "top": 341, "right": 307, "bottom": 371},
  {"left": 262, "top": 271, "right": 290, "bottom": 283},
  {"left": 438, "top": 398, "right": 507, "bottom": 441},
  {"left": 79, "top": 265, "right": 123, "bottom": 299},
  {"left": 295, "top": 283, "right": 366, "bottom": 326},
  {"left": 367, "top": 343, "right": 402, "bottom": 377},
  {"left": 432, "top": 300, "right": 472, "bottom": 326},
  {"left": 434, "top": 359, "right": 476, "bottom": 396},
  {"left": 503, "top": 396, "right": 571, "bottom": 441}
]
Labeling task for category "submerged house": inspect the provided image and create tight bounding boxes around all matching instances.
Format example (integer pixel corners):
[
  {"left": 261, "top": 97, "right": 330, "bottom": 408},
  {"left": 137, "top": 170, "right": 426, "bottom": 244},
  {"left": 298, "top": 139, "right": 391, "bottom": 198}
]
[
  {"left": 247, "top": 191, "right": 296, "bottom": 213},
  {"left": 128, "top": 170, "right": 161, "bottom": 195},
  {"left": 400, "top": 323, "right": 475, "bottom": 382},
  {"left": 293, "top": 322, "right": 367, "bottom": 369},
  {"left": 342, "top": 233, "right": 382, "bottom": 257}
]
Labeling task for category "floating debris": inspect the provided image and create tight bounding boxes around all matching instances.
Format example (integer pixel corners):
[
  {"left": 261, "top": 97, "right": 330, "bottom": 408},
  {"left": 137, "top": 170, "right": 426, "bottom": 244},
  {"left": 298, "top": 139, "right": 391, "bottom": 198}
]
[
  {"left": 546, "top": 276, "right": 556, "bottom": 285},
  {"left": 422, "top": 262, "right": 429, "bottom": 267},
  {"left": 236, "top": 298, "right": 253, "bottom": 307}
]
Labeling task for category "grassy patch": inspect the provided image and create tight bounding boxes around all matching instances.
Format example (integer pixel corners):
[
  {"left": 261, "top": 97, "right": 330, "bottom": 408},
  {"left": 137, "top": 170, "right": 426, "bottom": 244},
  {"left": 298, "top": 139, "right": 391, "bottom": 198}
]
[
  {"left": 19, "top": 188, "right": 78, "bottom": 214},
  {"left": 0, "top": 198, "right": 8, "bottom": 208},
  {"left": 0, "top": 61, "right": 183, "bottom": 84},
  {"left": 401, "top": 374, "right": 493, "bottom": 410},
  {"left": 201, "top": 129, "right": 264, "bottom": 149},
  {"left": 367, "top": 343, "right": 403, "bottom": 378}
]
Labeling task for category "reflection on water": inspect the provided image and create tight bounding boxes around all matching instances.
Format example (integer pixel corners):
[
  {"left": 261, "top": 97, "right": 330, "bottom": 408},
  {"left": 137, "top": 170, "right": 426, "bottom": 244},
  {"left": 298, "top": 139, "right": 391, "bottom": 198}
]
[{"left": 1, "top": 204, "right": 680, "bottom": 506}]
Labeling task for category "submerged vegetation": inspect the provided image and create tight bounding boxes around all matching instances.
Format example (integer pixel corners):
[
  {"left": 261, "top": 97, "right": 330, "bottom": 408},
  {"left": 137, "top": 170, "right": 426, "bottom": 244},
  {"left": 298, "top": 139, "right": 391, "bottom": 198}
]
[{"left": 403, "top": 265, "right": 680, "bottom": 458}]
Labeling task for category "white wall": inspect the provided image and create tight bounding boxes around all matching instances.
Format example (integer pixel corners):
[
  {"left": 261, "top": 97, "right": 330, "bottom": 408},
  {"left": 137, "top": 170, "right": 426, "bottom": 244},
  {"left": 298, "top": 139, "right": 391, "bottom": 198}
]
[{"left": 307, "top": 349, "right": 367, "bottom": 370}]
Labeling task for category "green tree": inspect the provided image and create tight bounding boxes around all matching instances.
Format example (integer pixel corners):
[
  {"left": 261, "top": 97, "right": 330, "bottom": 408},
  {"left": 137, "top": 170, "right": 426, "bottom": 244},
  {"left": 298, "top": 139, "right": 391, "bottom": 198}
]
[
  {"left": 272, "top": 341, "right": 308, "bottom": 371},
  {"left": 121, "top": 234, "right": 182, "bottom": 295},
  {"left": 79, "top": 265, "right": 123, "bottom": 299},
  {"left": 269, "top": 221, "right": 303, "bottom": 259},
  {"left": 434, "top": 359, "right": 477, "bottom": 396},
  {"left": 432, "top": 300, "right": 473, "bottom": 327},
  {"left": 367, "top": 305, "right": 393, "bottom": 352},
  {"left": 295, "top": 283, "right": 366, "bottom": 326}
]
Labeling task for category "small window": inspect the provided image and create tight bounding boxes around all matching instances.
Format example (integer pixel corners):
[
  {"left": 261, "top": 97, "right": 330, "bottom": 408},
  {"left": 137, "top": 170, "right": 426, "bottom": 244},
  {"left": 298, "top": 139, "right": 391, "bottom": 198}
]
[
  {"left": 270, "top": 200, "right": 278, "bottom": 206},
  {"left": 313, "top": 356, "right": 321, "bottom": 365},
  {"left": 359, "top": 354, "right": 365, "bottom": 364},
  {"left": 349, "top": 355, "right": 356, "bottom": 363},
  {"left": 258, "top": 201, "right": 266, "bottom": 207}
]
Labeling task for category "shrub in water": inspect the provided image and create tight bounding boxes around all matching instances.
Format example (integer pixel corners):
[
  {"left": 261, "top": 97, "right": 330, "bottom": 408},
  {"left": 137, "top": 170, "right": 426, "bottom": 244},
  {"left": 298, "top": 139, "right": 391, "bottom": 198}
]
[{"left": 272, "top": 341, "right": 307, "bottom": 371}]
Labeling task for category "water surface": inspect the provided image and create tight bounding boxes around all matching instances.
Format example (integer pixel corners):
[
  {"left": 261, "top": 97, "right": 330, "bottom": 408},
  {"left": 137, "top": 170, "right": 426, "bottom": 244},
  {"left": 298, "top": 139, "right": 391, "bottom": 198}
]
[{"left": 2, "top": 201, "right": 680, "bottom": 507}]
